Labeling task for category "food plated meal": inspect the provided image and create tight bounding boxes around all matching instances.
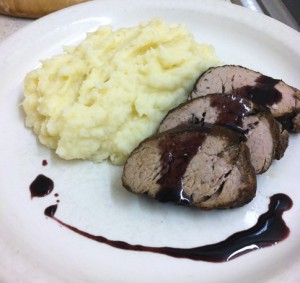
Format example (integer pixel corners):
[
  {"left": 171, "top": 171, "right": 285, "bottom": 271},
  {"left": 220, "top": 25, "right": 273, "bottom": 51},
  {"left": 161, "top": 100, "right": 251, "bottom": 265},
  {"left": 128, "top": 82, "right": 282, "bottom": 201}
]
[
  {"left": 1, "top": 1, "right": 300, "bottom": 282},
  {"left": 22, "top": 18, "right": 300, "bottom": 211},
  {"left": 22, "top": 18, "right": 299, "bottom": 259}
]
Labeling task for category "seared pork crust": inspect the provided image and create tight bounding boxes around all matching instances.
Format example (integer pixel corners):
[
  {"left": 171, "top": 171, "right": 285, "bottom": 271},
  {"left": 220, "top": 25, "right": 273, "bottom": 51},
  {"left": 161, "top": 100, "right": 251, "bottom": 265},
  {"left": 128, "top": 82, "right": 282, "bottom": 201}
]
[
  {"left": 159, "top": 94, "right": 288, "bottom": 174},
  {"left": 190, "top": 65, "right": 300, "bottom": 132},
  {"left": 122, "top": 124, "right": 256, "bottom": 209}
]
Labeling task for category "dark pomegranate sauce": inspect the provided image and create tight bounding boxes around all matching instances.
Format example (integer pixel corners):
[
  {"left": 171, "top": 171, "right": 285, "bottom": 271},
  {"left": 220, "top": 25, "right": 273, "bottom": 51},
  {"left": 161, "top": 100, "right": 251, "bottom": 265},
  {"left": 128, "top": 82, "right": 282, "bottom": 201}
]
[
  {"left": 234, "top": 75, "right": 282, "bottom": 107},
  {"left": 44, "top": 193, "right": 292, "bottom": 262},
  {"left": 30, "top": 174, "right": 54, "bottom": 198},
  {"left": 210, "top": 94, "right": 251, "bottom": 127},
  {"left": 156, "top": 128, "right": 207, "bottom": 205},
  {"left": 45, "top": 204, "right": 58, "bottom": 217}
]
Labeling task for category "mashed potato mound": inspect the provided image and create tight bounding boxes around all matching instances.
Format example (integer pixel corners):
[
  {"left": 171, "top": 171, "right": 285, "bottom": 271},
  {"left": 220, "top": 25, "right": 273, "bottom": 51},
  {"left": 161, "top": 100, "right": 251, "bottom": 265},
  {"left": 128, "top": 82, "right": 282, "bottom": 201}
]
[{"left": 23, "top": 19, "right": 219, "bottom": 165}]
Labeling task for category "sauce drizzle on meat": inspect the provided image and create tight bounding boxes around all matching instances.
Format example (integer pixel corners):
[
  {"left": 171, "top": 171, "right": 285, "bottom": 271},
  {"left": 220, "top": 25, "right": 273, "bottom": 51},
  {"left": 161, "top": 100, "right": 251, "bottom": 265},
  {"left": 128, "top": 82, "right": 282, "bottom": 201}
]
[
  {"left": 156, "top": 129, "right": 207, "bottom": 204},
  {"left": 234, "top": 75, "right": 282, "bottom": 107},
  {"left": 210, "top": 94, "right": 251, "bottom": 127}
]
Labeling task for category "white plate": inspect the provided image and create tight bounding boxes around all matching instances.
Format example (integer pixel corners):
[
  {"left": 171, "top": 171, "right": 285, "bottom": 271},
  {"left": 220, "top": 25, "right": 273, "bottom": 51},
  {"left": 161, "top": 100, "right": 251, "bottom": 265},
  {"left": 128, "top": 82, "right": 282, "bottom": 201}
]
[{"left": 0, "top": 0, "right": 300, "bottom": 282}]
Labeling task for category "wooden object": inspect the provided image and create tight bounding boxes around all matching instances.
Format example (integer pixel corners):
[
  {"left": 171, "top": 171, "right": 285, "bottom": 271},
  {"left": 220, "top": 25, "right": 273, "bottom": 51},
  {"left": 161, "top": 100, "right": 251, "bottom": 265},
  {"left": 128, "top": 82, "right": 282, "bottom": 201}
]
[{"left": 0, "top": 0, "right": 88, "bottom": 18}]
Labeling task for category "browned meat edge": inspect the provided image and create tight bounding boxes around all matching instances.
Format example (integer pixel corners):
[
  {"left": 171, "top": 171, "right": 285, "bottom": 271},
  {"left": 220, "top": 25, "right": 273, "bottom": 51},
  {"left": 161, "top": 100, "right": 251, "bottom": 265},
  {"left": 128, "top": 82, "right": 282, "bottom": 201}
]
[
  {"left": 122, "top": 124, "right": 256, "bottom": 209},
  {"left": 159, "top": 93, "right": 289, "bottom": 174},
  {"left": 189, "top": 65, "right": 300, "bottom": 132}
]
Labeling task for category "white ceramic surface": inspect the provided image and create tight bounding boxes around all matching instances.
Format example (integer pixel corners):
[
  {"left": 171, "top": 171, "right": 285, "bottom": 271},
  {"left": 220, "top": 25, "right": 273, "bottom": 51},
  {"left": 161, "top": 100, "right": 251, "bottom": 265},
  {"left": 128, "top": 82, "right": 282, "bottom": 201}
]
[{"left": 0, "top": 0, "right": 300, "bottom": 282}]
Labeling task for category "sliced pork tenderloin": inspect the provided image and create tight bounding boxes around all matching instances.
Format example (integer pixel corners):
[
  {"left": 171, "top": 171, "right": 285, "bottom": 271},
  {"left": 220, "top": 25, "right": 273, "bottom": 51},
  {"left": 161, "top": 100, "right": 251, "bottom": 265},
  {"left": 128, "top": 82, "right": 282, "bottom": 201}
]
[
  {"left": 122, "top": 124, "right": 256, "bottom": 210},
  {"left": 159, "top": 93, "right": 288, "bottom": 174},
  {"left": 189, "top": 65, "right": 300, "bottom": 132}
]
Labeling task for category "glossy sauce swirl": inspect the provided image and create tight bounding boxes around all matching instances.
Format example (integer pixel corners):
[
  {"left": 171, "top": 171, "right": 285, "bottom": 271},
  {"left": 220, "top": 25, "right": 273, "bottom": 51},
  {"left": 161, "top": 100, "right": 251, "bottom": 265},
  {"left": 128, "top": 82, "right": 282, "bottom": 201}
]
[{"left": 44, "top": 193, "right": 292, "bottom": 262}]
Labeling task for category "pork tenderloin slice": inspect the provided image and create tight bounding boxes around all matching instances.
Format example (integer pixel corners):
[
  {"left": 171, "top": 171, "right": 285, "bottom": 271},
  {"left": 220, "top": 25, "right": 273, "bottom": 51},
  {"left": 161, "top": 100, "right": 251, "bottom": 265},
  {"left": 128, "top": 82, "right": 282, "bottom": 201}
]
[
  {"left": 122, "top": 124, "right": 256, "bottom": 209},
  {"left": 159, "top": 93, "right": 288, "bottom": 174},
  {"left": 190, "top": 65, "right": 300, "bottom": 132}
]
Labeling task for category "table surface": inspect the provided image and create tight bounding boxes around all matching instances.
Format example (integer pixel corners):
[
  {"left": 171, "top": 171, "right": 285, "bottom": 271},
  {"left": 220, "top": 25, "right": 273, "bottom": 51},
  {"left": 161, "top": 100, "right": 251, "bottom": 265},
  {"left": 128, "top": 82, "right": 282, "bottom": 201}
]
[{"left": 0, "top": 14, "right": 32, "bottom": 42}]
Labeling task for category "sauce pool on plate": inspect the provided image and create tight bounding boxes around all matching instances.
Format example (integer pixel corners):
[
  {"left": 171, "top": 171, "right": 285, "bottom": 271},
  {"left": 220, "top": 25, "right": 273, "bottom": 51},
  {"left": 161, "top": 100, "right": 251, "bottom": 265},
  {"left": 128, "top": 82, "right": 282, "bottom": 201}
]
[{"left": 31, "top": 173, "right": 292, "bottom": 262}]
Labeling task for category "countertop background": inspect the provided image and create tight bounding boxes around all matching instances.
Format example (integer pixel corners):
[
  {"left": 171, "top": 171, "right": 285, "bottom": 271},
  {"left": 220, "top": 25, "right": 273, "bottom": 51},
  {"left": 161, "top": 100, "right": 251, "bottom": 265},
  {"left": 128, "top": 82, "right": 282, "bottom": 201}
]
[{"left": 0, "top": 15, "right": 31, "bottom": 42}]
